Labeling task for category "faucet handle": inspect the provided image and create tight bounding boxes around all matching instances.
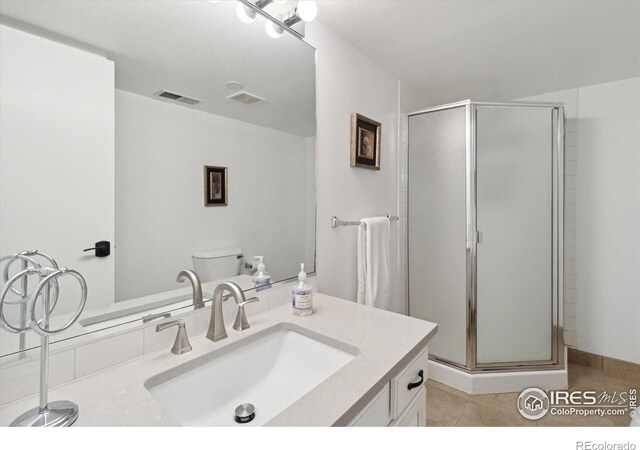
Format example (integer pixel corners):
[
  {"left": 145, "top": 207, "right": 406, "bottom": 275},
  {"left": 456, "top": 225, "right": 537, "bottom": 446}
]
[
  {"left": 156, "top": 319, "right": 192, "bottom": 355},
  {"left": 233, "top": 296, "right": 259, "bottom": 331},
  {"left": 238, "top": 296, "right": 259, "bottom": 308}
]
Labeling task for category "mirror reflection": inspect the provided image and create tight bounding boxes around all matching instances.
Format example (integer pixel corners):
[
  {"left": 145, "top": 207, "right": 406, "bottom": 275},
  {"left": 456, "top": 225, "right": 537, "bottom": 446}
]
[{"left": 0, "top": 0, "right": 316, "bottom": 358}]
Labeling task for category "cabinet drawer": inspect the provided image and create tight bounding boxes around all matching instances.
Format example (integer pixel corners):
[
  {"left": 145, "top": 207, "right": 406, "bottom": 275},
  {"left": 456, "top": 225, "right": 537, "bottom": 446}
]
[
  {"left": 391, "top": 345, "right": 428, "bottom": 419},
  {"left": 393, "top": 386, "right": 426, "bottom": 427},
  {"left": 349, "top": 381, "right": 391, "bottom": 427}
]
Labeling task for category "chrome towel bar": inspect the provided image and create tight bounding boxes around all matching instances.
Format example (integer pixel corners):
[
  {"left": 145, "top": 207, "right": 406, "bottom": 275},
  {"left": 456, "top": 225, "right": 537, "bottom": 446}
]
[{"left": 331, "top": 214, "right": 399, "bottom": 228}]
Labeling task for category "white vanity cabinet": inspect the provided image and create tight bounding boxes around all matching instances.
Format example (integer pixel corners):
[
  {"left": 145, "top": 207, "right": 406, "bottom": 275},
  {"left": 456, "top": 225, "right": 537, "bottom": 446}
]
[
  {"left": 349, "top": 345, "right": 429, "bottom": 427},
  {"left": 393, "top": 386, "right": 427, "bottom": 427}
]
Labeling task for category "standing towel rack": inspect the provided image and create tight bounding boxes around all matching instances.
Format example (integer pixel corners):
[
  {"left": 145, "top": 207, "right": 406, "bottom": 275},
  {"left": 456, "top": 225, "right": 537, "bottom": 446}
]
[
  {"left": 1, "top": 251, "right": 87, "bottom": 427},
  {"left": 331, "top": 214, "right": 399, "bottom": 228}
]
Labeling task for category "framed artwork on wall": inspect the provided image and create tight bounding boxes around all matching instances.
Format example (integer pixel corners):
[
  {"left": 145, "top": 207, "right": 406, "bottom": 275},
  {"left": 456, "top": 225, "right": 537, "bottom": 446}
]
[
  {"left": 350, "top": 113, "right": 381, "bottom": 170},
  {"left": 204, "top": 165, "right": 227, "bottom": 206}
]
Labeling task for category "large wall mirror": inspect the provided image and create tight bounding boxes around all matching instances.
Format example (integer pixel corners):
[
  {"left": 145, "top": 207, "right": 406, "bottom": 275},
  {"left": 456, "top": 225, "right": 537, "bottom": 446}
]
[{"left": 0, "top": 1, "right": 316, "bottom": 358}]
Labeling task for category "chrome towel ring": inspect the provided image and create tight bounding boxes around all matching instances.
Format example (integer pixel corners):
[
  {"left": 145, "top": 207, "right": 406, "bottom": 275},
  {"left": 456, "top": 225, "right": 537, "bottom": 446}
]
[
  {"left": 0, "top": 267, "right": 59, "bottom": 333},
  {"left": 2, "top": 250, "right": 58, "bottom": 297},
  {"left": 28, "top": 267, "right": 87, "bottom": 337},
  {"left": 0, "top": 251, "right": 87, "bottom": 427}
]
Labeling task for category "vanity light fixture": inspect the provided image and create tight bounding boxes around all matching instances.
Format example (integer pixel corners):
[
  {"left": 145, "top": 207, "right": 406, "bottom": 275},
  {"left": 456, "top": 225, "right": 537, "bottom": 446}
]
[
  {"left": 265, "top": 18, "right": 284, "bottom": 38},
  {"left": 283, "top": 1, "right": 318, "bottom": 27},
  {"left": 236, "top": 2, "right": 257, "bottom": 24},
  {"left": 235, "top": 0, "right": 318, "bottom": 38},
  {"left": 255, "top": 0, "right": 288, "bottom": 8}
]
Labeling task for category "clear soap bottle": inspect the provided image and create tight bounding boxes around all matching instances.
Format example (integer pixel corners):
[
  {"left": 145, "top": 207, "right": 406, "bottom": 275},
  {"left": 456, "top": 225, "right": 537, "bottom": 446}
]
[
  {"left": 252, "top": 256, "right": 271, "bottom": 292},
  {"left": 292, "top": 263, "right": 313, "bottom": 316}
]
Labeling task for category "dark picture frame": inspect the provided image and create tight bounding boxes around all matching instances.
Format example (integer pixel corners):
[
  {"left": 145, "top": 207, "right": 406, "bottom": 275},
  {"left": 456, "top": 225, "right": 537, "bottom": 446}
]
[
  {"left": 350, "top": 113, "right": 381, "bottom": 170},
  {"left": 204, "top": 165, "right": 227, "bottom": 206}
]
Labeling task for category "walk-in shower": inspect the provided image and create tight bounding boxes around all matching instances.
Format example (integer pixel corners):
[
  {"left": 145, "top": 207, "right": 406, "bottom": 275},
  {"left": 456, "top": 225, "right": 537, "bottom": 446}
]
[{"left": 408, "top": 101, "right": 566, "bottom": 393}]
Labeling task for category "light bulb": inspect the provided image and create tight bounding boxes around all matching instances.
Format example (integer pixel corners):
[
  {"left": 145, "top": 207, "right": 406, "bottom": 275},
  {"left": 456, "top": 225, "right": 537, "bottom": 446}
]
[
  {"left": 296, "top": 1, "right": 317, "bottom": 22},
  {"left": 265, "top": 20, "right": 284, "bottom": 38},
  {"left": 236, "top": 2, "right": 257, "bottom": 24}
]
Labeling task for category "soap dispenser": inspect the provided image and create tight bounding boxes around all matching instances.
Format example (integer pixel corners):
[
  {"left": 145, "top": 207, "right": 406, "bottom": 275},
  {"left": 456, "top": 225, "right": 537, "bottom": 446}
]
[
  {"left": 292, "top": 263, "right": 313, "bottom": 316},
  {"left": 252, "top": 256, "right": 271, "bottom": 292}
]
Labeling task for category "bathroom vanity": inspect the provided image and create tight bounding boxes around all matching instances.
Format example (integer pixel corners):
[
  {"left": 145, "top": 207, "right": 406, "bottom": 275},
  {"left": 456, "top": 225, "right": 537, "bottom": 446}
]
[{"left": 0, "top": 294, "right": 437, "bottom": 427}]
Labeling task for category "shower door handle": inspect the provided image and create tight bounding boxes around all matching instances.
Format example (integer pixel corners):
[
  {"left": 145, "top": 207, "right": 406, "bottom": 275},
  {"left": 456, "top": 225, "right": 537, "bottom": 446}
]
[{"left": 475, "top": 231, "right": 483, "bottom": 244}]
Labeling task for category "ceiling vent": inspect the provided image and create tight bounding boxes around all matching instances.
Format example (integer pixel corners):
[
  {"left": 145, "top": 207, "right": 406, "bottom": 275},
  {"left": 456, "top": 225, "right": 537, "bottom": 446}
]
[
  {"left": 154, "top": 90, "right": 201, "bottom": 106},
  {"left": 226, "top": 91, "right": 266, "bottom": 105}
]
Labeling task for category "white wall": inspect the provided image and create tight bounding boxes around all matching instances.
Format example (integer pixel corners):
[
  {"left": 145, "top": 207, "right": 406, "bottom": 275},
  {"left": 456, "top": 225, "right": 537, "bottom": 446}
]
[
  {"left": 305, "top": 22, "right": 403, "bottom": 312},
  {"left": 521, "top": 78, "right": 640, "bottom": 364},
  {"left": 576, "top": 77, "right": 640, "bottom": 364},
  {"left": 399, "top": 80, "right": 433, "bottom": 114},
  {"left": 0, "top": 25, "right": 115, "bottom": 316},
  {"left": 115, "top": 89, "right": 315, "bottom": 301}
]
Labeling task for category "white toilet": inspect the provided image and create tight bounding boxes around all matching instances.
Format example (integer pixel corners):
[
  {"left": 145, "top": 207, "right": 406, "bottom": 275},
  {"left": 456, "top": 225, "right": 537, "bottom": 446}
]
[{"left": 192, "top": 248, "right": 243, "bottom": 283}]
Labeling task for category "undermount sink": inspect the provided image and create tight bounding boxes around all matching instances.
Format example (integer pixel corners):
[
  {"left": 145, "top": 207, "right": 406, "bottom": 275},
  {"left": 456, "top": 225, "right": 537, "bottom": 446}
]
[{"left": 144, "top": 323, "right": 359, "bottom": 426}]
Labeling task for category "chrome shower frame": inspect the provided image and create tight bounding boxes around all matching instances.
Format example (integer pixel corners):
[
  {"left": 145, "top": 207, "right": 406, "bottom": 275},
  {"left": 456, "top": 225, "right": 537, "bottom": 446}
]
[{"left": 407, "top": 100, "right": 565, "bottom": 373}]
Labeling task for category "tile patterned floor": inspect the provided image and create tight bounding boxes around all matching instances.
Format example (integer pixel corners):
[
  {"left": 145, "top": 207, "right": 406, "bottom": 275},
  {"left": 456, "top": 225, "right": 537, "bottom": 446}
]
[{"left": 426, "top": 363, "right": 637, "bottom": 426}]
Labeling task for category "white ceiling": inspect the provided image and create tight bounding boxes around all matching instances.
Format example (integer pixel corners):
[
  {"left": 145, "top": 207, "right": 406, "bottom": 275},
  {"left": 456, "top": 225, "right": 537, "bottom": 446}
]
[
  {"left": 3, "top": 1, "right": 638, "bottom": 121},
  {"left": 316, "top": 0, "right": 640, "bottom": 106},
  {"left": 0, "top": 0, "right": 316, "bottom": 137}
]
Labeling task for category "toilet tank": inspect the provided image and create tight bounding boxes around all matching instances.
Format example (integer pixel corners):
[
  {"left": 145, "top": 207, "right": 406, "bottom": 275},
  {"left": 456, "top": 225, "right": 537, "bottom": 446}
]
[{"left": 192, "top": 248, "right": 243, "bottom": 283}]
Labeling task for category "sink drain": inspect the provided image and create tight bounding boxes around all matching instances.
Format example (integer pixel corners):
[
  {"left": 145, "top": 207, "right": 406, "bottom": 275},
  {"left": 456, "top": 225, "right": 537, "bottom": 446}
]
[{"left": 234, "top": 403, "right": 256, "bottom": 424}]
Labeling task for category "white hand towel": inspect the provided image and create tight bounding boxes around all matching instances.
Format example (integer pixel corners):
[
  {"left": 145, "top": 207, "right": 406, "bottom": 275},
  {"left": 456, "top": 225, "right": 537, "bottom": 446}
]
[{"left": 357, "top": 217, "right": 391, "bottom": 310}]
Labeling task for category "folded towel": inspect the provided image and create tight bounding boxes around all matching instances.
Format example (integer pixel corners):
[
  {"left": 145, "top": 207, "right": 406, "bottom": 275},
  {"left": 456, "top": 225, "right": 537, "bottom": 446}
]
[{"left": 357, "top": 216, "right": 392, "bottom": 310}]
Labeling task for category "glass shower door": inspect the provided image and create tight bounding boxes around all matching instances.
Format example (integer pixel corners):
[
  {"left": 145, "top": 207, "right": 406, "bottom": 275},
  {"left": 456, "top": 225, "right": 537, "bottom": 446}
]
[
  {"left": 408, "top": 106, "right": 468, "bottom": 366},
  {"left": 474, "top": 106, "right": 554, "bottom": 365}
]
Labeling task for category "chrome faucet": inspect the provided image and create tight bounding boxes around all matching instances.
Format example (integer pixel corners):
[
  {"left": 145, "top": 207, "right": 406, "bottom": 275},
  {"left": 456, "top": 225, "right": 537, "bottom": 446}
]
[
  {"left": 206, "top": 282, "right": 235, "bottom": 342},
  {"left": 206, "top": 281, "right": 259, "bottom": 342},
  {"left": 176, "top": 269, "right": 204, "bottom": 310}
]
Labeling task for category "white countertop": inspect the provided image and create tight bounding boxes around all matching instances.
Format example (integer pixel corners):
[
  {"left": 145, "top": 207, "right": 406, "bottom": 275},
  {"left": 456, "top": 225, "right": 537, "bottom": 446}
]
[{"left": 0, "top": 294, "right": 437, "bottom": 427}]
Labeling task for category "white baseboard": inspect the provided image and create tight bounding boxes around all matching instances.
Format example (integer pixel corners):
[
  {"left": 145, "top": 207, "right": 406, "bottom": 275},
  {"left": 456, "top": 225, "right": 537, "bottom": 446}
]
[{"left": 428, "top": 350, "right": 568, "bottom": 395}]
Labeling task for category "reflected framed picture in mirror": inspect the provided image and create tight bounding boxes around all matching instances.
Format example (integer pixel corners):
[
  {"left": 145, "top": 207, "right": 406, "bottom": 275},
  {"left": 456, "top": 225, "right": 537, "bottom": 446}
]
[
  {"left": 350, "top": 113, "right": 381, "bottom": 170},
  {"left": 204, "top": 166, "right": 227, "bottom": 206}
]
